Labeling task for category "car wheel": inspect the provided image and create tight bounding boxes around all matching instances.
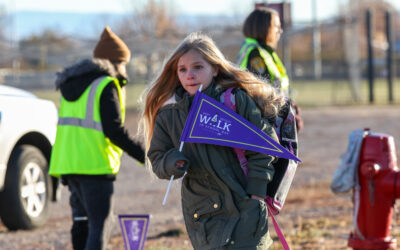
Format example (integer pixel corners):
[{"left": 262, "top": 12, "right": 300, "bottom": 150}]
[{"left": 0, "top": 145, "right": 50, "bottom": 230}]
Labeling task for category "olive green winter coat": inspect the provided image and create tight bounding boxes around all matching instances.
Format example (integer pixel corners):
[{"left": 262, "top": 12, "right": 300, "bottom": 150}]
[{"left": 148, "top": 82, "right": 278, "bottom": 249}]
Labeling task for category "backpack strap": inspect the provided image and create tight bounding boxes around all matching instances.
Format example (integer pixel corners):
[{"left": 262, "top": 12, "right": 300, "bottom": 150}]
[
  {"left": 275, "top": 98, "right": 298, "bottom": 156},
  {"left": 222, "top": 87, "right": 236, "bottom": 110},
  {"left": 221, "top": 88, "right": 249, "bottom": 177},
  {"left": 221, "top": 87, "right": 290, "bottom": 250},
  {"left": 267, "top": 205, "right": 290, "bottom": 250}
]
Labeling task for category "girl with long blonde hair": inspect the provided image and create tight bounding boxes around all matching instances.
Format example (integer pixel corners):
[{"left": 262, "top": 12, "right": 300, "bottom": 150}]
[
  {"left": 143, "top": 32, "right": 284, "bottom": 149},
  {"left": 142, "top": 32, "right": 284, "bottom": 249}
]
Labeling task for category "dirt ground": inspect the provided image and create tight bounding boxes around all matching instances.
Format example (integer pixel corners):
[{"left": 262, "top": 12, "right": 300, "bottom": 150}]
[{"left": 1, "top": 105, "right": 400, "bottom": 250}]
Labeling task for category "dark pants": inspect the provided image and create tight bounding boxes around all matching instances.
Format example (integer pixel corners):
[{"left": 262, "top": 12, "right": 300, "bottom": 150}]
[{"left": 67, "top": 176, "right": 114, "bottom": 250}]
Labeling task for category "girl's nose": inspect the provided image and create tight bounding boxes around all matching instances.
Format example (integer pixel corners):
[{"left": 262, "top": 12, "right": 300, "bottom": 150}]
[{"left": 187, "top": 69, "right": 195, "bottom": 79}]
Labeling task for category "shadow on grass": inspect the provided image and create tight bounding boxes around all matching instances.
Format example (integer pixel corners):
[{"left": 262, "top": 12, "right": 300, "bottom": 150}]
[{"left": 147, "top": 228, "right": 185, "bottom": 240}]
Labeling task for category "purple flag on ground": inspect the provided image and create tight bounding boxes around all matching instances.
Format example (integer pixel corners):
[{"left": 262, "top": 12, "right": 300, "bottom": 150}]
[
  {"left": 180, "top": 90, "right": 301, "bottom": 162},
  {"left": 118, "top": 214, "right": 150, "bottom": 250}
]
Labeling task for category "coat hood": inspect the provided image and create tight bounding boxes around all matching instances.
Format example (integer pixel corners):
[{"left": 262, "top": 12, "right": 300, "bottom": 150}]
[{"left": 55, "top": 58, "right": 119, "bottom": 101}]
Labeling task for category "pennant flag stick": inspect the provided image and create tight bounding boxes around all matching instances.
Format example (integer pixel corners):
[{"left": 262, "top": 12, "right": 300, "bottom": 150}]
[
  {"left": 162, "top": 141, "right": 184, "bottom": 206},
  {"left": 162, "top": 85, "right": 204, "bottom": 206}
]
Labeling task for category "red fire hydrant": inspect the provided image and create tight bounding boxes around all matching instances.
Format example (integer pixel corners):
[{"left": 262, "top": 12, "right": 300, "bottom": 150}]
[{"left": 348, "top": 129, "right": 400, "bottom": 249}]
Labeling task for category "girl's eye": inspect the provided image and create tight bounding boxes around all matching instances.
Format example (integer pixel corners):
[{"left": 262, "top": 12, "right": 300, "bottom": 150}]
[
  {"left": 194, "top": 65, "right": 203, "bottom": 70},
  {"left": 178, "top": 68, "right": 186, "bottom": 73}
]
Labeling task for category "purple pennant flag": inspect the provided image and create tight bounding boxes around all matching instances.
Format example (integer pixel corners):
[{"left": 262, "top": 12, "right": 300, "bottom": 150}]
[
  {"left": 180, "top": 90, "right": 301, "bottom": 162},
  {"left": 118, "top": 214, "right": 150, "bottom": 250}
]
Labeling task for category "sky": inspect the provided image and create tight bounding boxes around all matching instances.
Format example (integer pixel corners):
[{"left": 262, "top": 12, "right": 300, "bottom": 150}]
[
  {"left": 3, "top": 0, "right": 399, "bottom": 22},
  {"left": 1, "top": 0, "right": 400, "bottom": 40}
]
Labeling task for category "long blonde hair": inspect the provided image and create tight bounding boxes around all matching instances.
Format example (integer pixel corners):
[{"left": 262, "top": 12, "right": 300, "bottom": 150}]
[{"left": 141, "top": 32, "right": 284, "bottom": 152}]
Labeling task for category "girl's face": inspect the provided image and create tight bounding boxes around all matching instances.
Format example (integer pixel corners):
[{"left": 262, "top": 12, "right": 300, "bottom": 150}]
[
  {"left": 266, "top": 14, "right": 282, "bottom": 48},
  {"left": 177, "top": 49, "right": 217, "bottom": 95}
]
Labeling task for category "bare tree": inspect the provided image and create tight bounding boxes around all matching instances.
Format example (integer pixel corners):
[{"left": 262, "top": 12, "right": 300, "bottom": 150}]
[
  {"left": 0, "top": 5, "right": 18, "bottom": 68},
  {"left": 0, "top": 5, "right": 6, "bottom": 42},
  {"left": 19, "top": 29, "right": 77, "bottom": 69},
  {"left": 113, "top": 0, "right": 182, "bottom": 82},
  {"left": 117, "top": 0, "right": 178, "bottom": 39}
]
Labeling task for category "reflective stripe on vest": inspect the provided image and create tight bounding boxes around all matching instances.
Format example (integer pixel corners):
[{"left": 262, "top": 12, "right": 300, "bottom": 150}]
[
  {"left": 58, "top": 117, "right": 102, "bottom": 132},
  {"left": 236, "top": 41, "right": 258, "bottom": 68},
  {"left": 57, "top": 76, "right": 104, "bottom": 131}
]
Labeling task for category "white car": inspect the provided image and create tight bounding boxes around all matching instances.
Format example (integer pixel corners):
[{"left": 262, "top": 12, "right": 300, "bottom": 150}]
[{"left": 0, "top": 85, "right": 59, "bottom": 230}]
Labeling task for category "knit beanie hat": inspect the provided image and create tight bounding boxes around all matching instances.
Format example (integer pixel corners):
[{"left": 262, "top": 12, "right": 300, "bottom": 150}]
[{"left": 93, "top": 26, "right": 131, "bottom": 63}]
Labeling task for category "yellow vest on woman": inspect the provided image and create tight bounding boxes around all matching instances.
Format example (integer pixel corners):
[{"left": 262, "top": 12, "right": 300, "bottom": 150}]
[
  {"left": 49, "top": 76, "right": 125, "bottom": 177},
  {"left": 237, "top": 37, "right": 289, "bottom": 95}
]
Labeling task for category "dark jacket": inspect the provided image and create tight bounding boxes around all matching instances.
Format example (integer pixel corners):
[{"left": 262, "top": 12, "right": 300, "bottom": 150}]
[
  {"left": 55, "top": 59, "right": 145, "bottom": 179},
  {"left": 148, "top": 82, "right": 277, "bottom": 249}
]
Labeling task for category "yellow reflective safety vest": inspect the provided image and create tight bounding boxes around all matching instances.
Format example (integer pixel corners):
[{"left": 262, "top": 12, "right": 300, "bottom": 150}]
[
  {"left": 49, "top": 76, "right": 125, "bottom": 177},
  {"left": 237, "top": 37, "right": 289, "bottom": 95}
]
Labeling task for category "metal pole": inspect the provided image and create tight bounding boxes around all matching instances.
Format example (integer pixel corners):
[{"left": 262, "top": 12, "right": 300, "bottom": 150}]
[
  {"left": 312, "top": 0, "right": 322, "bottom": 80},
  {"left": 366, "top": 10, "right": 374, "bottom": 103},
  {"left": 385, "top": 11, "right": 393, "bottom": 103},
  {"left": 282, "top": 1, "right": 292, "bottom": 80}
]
